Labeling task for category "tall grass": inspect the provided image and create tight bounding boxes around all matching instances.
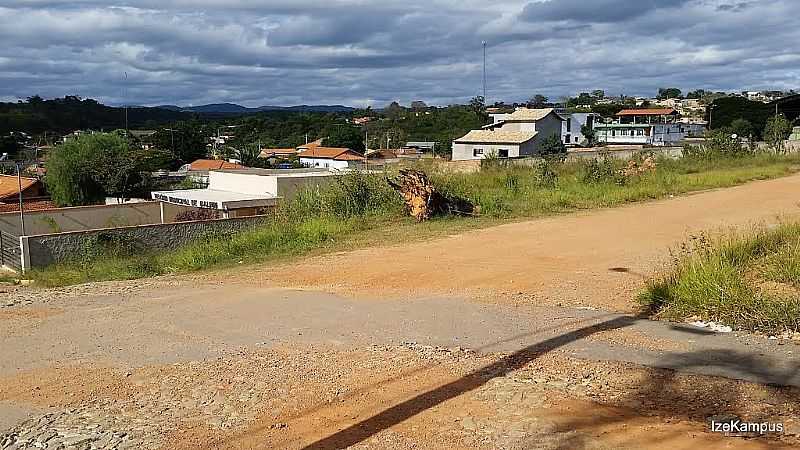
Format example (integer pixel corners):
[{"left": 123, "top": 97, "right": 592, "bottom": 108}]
[
  {"left": 640, "top": 223, "right": 800, "bottom": 333},
  {"left": 30, "top": 153, "right": 800, "bottom": 287}
]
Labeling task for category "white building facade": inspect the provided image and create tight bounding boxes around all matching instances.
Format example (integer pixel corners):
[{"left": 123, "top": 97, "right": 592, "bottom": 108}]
[{"left": 451, "top": 108, "right": 564, "bottom": 160}]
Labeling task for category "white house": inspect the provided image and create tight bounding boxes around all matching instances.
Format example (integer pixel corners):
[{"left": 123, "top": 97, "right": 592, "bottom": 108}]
[
  {"left": 560, "top": 112, "right": 599, "bottom": 146},
  {"left": 452, "top": 108, "right": 564, "bottom": 160},
  {"left": 452, "top": 130, "right": 539, "bottom": 159},
  {"left": 297, "top": 146, "right": 365, "bottom": 170}
]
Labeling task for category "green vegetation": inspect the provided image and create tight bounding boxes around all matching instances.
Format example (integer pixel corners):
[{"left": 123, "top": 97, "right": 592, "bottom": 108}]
[
  {"left": 31, "top": 151, "right": 800, "bottom": 287},
  {"left": 45, "top": 132, "right": 168, "bottom": 206},
  {"left": 764, "top": 114, "right": 793, "bottom": 153},
  {"left": 640, "top": 223, "right": 800, "bottom": 333}
]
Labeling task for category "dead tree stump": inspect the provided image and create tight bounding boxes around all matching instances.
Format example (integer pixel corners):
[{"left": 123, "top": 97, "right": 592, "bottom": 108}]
[{"left": 387, "top": 169, "right": 475, "bottom": 221}]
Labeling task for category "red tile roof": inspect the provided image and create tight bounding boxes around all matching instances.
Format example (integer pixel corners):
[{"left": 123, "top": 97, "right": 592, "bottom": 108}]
[
  {"left": 617, "top": 108, "right": 678, "bottom": 116},
  {"left": 0, "top": 175, "right": 40, "bottom": 202},
  {"left": 298, "top": 147, "right": 365, "bottom": 161},
  {"left": 0, "top": 199, "right": 57, "bottom": 213},
  {"left": 189, "top": 159, "right": 245, "bottom": 171}
]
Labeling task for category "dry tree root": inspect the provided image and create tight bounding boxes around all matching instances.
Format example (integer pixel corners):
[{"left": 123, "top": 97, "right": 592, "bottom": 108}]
[{"left": 387, "top": 169, "right": 475, "bottom": 221}]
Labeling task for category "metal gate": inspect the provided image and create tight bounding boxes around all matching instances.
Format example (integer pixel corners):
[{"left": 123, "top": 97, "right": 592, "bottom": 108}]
[{"left": 0, "top": 231, "right": 21, "bottom": 272}]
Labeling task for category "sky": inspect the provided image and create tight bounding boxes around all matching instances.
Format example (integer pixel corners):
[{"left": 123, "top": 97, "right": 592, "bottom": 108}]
[{"left": 0, "top": 0, "right": 798, "bottom": 107}]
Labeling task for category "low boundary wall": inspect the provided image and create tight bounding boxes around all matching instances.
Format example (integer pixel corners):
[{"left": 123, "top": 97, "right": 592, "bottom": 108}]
[{"left": 20, "top": 215, "right": 269, "bottom": 270}]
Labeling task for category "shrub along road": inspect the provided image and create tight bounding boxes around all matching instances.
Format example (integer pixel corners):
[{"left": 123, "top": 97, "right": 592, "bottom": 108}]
[{"left": 3, "top": 174, "right": 800, "bottom": 449}]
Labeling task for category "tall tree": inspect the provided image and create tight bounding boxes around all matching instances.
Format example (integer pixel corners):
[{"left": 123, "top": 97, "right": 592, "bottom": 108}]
[
  {"left": 527, "top": 94, "right": 548, "bottom": 108},
  {"left": 764, "top": 114, "right": 792, "bottom": 153},
  {"left": 657, "top": 88, "right": 683, "bottom": 100},
  {"left": 322, "top": 125, "right": 366, "bottom": 153},
  {"left": 45, "top": 132, "right": 162, "bottom": 206}
]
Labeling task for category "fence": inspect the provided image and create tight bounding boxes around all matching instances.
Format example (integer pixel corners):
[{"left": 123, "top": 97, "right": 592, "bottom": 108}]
[
  {"left": 0, "top": 231, "right": 21, "bottom": 271},
  {"left": 20, "top": 215, "right": 270, "bottom": 270}
]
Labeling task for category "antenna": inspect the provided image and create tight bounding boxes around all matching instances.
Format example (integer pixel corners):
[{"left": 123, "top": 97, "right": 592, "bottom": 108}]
[{"left": 482, "top": 41, "right": 487, "bottom": 102}]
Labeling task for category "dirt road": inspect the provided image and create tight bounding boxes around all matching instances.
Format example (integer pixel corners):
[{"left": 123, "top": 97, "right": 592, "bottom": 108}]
[
  {"left": 254, "top": 173, "right": 800, "bottom": 311},
  {"left": 3, "top": 174, "right": 800, "bottom": 449}
]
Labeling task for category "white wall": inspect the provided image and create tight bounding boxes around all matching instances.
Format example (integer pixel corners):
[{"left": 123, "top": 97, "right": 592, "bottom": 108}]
[
  {"left": 451, "top": 143, "right": 522, "bottom": 160},
  {"left": 209, "top": 171, "right": 278, "bottom": 196},
  {"left": 300, "top": 157, "right": 351, "bottom": 170}
]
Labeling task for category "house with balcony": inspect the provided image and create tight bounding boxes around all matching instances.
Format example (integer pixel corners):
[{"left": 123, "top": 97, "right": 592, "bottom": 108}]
[
  {"left": 451, "top": 108, "right": 564, "bottom": 160},
  {"left": 595, "top": 108, "right": 686, "bottom": 146}
]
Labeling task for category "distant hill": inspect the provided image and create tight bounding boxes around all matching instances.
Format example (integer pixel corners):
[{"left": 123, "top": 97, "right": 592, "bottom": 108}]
[
  {"left": 160, "top": 103, "right": 356, "bottom": 114},
  {"left": 0, "top": 96, "right": 188, "bottom": 135}
]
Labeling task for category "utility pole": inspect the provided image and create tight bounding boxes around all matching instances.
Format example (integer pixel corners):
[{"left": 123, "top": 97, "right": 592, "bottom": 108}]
[
  {"left": 124, "top": 72, "right": 129, "bottom": 134},
  {"left": 16, "top": 162, "right": 25, "bottom": 237},
  {"left": 482, "top": 41, "right": 487, "bottom": 102}
]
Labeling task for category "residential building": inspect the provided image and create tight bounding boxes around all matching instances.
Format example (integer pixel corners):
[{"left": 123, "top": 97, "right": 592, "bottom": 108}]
[
  {"left": 560, "top": 112, "right": 599, "bottom": 146},
  {"left": 452, "top": 108, "right": 564, "bottom": 160},
  {"left": 151, "top": 170, "right": 336, "bottom": 219},
  {"left": 0, "top": 175, "right": 45, "bottom": 204},
  {"left": 298, "top": 147, "right": 365, "bottom": 170},
  {"left": 452, "top": 130, "right": 538, "bottom": 160},
  {"left": 595, "top": 108, "right": 687, "bottom": 146},
  {"left": 185, "top": 159, "right": 245, "bottom": 172}
]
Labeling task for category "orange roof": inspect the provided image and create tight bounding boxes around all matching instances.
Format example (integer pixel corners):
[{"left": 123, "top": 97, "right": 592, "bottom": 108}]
[
  {"left": 189, "top": 159, "right": 245, "bottom": 171},
  {"left": 0, "top": 175, "right": 40, "bottom": 201},
  {"left": 617, "top": 108, "right": 678, "bottom": 116},
  {"left": 298, "top": 147, "right": 365, "bottom": 161}
]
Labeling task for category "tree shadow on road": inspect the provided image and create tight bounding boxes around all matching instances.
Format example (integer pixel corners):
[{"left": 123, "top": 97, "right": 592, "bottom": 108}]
[
  {"left": 548, "top": 349, "right": 800, "bottom": 450},
  {"left": 300, "top": 313, "right": 646, "bottom": 449}
]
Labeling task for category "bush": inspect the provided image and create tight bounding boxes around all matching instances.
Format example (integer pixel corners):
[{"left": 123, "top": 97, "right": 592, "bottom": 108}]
[
  {"left": 174, "top": 209, "right": 222, "bottom": 222},
  {"left": 580, "top": 154, "right": 625, "bottom": 185},
  {"left": 532, "top": 160, "right": 558, "bottom": 188},
  {"left": 539, "top": 134, "right": 567, "bottom": 157},
  {"left": 683, "top": 130, "right": 754, "bottom": 159}
]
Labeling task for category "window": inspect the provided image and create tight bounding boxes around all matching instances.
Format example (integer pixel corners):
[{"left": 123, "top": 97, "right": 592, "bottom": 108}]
[
  {"left": 498, "top": 149, "right": 509, "bottom": 158},
  {"left": 636, "top": 129, "right": 644, "bottom": 136},
  {"left": 473, "top": 148, "right": 484, "bottom": 157},
  {"left": 574, "top": 136, "right": 579, "bottom": 143},
  {"left": 566, "top": 118, "right": 572, "bottom": 132},
  {"left": 564, "top": 134, "right": 571, "bottom": 143}
]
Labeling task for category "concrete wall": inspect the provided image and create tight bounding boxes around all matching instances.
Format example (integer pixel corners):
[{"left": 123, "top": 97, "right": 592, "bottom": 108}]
[
  {"left": 21, "top": 215, "right": 269, "bottom": 270},
  {"left": 0, "top": 202, "right": 193, "bottom": 237},
  {"left": 451, "top": 143, "right": 523, "bottom": 160}
]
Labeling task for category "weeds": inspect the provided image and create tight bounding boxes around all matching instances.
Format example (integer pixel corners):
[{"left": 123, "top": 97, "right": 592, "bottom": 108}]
[
  {"left": 641, "top": 223, "right": 800, "bottom": 333},
  {"left": 31, "top": 152, "right": 800, "bottom": 287}
]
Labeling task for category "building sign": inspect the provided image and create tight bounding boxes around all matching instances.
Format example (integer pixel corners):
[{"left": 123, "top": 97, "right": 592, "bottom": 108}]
[{"left": 153, "top": 193, "right": 220, "bottom": 210}]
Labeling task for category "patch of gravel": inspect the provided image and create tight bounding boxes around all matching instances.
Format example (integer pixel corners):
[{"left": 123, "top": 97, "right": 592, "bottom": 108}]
[{"left": 0, "top": 345, "right": 478, "bottom": 450}]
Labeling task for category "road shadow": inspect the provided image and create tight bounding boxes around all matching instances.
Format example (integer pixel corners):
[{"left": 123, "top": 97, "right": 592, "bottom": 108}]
[
  {"left": 301, "top": 313, "right": 645, "bottom": 449},
  {"left": 549, "top": 349, "right": 800, "bottom": 449}
]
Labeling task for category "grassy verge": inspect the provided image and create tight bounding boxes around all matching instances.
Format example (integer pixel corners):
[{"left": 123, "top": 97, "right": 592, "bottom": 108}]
[
  {"left": 640, "top": 223, "right": 800, "bottom": 333},
  {"left": 29, "top": 152, "right": 800, "bottom": 288}
]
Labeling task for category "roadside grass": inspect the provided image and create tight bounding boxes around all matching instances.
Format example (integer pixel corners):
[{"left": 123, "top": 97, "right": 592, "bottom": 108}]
[
  {"left": 29, "top": 152, "right": 800, "bottom": 288},
  {"left": 640, "top": 223, "right": 800, "bottom": 333}
]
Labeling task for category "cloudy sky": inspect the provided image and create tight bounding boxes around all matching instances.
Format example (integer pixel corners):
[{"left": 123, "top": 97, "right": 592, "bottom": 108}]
[{"left": 1, "top": 0, "right": 798, "bottom": 107}]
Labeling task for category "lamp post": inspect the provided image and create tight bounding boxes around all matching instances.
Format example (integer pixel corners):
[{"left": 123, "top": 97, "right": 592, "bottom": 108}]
[{"left": 0, "top": 160, "right": 27, "bottom": 236}]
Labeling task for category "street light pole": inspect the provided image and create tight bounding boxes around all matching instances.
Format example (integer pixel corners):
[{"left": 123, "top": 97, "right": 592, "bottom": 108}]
[{"left": 16, "top": 162, "right": 25, "bottom": 236}]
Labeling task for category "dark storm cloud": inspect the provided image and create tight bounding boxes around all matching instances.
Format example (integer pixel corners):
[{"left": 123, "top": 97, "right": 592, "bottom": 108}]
[
  {"left": 520, "top": 0, "right": 693, "bottom": 23},
  {"left": 0, "top": 0, "right": 798, "bottom": 107}
]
